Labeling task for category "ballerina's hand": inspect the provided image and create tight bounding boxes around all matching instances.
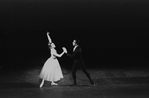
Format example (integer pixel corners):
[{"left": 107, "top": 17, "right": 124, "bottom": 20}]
[
  {"left": 62, "top": 47, "right": 67, "bottom": 53},
  {"left": 47, "top": 32, "right": 50, "bottom": 35}
]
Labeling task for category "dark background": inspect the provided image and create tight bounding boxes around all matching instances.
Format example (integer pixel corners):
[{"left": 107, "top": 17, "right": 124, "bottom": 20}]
[{"left": 0, "top": 0, "right": 149, "bottom": 71}]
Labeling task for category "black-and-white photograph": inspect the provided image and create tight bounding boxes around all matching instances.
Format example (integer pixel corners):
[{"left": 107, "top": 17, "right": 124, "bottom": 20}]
[{"left": 0, "top": 0, "right": 149, "bottom": 98}]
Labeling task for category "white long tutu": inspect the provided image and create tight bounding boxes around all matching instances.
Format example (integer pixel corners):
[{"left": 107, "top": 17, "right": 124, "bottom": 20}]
[{"left": 39, "top": 57, "right": 63, "bottom": 82}]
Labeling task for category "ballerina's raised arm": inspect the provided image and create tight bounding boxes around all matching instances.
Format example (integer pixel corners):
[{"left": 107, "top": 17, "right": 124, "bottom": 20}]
[{"left": 47, "top": 32, "right": 52, "bottom": 44}]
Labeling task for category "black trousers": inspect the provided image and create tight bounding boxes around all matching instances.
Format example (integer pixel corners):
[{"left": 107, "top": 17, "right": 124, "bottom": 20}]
[{"left": 72, "top": 58, "right": 94, "bottom": 84}]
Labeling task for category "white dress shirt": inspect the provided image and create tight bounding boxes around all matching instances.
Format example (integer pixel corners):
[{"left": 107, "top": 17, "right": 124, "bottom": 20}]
[{"left": 73, "top": 45, "right": 78, "bottom": 52}]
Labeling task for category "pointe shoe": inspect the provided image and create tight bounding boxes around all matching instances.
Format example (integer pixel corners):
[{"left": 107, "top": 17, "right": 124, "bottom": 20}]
[
  {"left": 40, "top": 84, "right": 43, "bottom": 88},
  {"left": 51, "top": 82, "right": 58, "bottom": 85},
  {"left": 40, "top": 82, "right": 44, "bottom": 88}
]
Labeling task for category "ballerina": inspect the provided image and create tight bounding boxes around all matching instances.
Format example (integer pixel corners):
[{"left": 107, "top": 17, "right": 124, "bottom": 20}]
[{"left": 39, "top": 32, "right": 67, "bottom": 88}]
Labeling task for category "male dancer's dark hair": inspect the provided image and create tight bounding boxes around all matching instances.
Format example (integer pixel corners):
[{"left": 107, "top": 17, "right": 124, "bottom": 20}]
[{"left": 74, "top": 38, "right": 80, "bottom": 45}]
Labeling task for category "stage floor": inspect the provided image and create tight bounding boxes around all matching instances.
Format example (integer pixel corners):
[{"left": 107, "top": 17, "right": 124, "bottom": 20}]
[{"left": 0, "top": 67, "right": 149, "bottom": 98}]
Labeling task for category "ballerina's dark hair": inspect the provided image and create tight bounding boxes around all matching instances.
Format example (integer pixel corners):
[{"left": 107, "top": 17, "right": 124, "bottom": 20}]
[{"left": 48, "top": 42, "right": 52, "bottom": 48}]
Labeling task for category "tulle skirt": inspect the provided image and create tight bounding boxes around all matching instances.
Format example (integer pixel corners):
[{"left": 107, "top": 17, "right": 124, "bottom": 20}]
[{"left": 39, "top": 57, "right": 63, "bottom": 82}]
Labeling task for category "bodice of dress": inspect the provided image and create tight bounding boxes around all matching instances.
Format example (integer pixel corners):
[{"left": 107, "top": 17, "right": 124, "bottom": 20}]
[{"left": 50, "top": 48, "right": 57, "bottom": 59}]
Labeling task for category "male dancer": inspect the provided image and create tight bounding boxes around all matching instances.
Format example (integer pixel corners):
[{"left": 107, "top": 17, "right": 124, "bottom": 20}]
[{"left": 67, "top": 39, "right": 95, "bottom": 86}]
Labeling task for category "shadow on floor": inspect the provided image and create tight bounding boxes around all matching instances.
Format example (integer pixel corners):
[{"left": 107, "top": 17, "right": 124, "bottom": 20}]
[{"left": 0, "top": 82, "right": 38, "bottom": 89}]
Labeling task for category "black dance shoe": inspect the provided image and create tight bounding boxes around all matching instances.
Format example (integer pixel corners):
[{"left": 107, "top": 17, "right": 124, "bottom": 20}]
[
  {"left": 90, "top": 81, "right": 95, "bottom": 86},
  {"left": 70, "top": 83, "right": 77, "bottom": 86}
]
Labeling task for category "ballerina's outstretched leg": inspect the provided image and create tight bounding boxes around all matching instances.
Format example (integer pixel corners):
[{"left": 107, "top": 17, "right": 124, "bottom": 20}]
[{"left": 40, "top": 79, "right": 45, "bottom": 88}]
